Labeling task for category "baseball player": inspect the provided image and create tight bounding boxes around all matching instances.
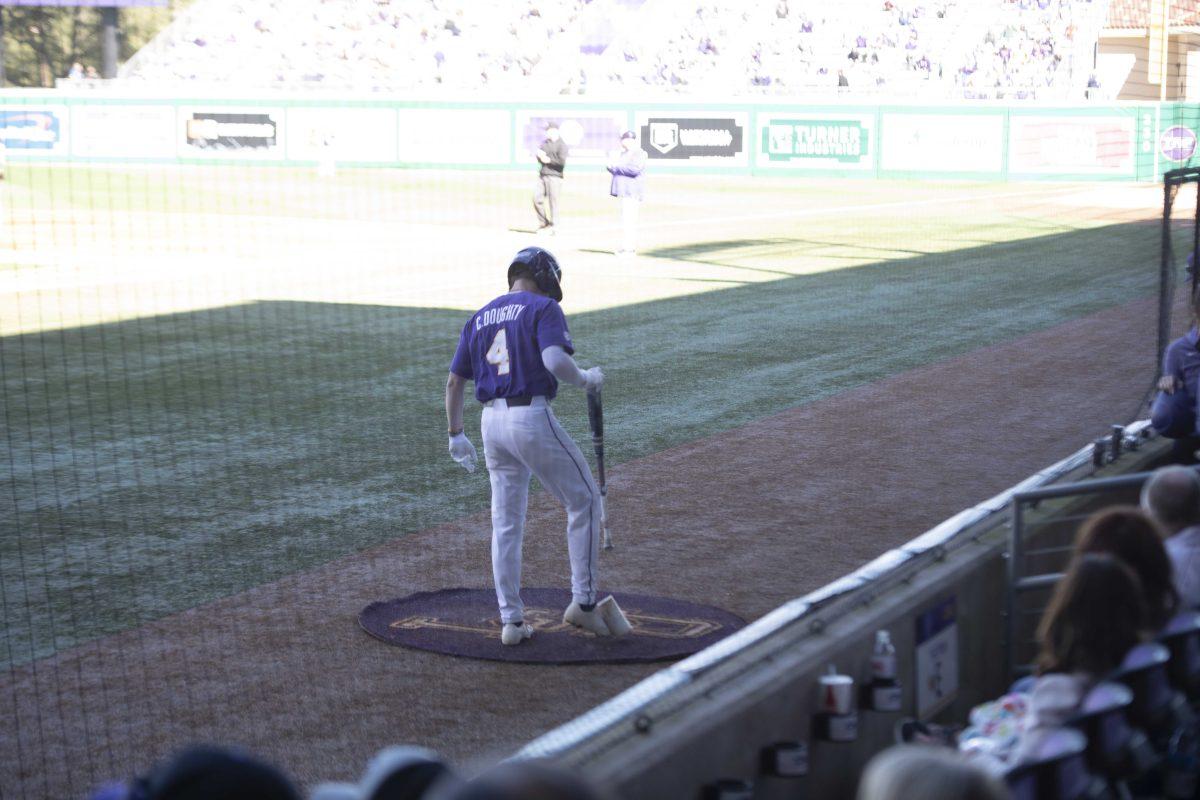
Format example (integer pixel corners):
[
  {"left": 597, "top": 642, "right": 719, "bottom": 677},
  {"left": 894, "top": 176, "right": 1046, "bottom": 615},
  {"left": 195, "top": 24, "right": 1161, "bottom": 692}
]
[{"left": 445, "top": 247, "right": 630, "bottom": 645}]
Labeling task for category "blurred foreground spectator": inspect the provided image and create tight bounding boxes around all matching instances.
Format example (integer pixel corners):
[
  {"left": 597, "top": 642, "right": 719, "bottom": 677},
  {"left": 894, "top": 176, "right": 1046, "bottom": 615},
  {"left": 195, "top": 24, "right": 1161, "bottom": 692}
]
[
  {"left": 310, "top": 745, "right": 461, "bottom": 800},
  {"left": 856, "top": 744, "right": 1010, "bottom": 800},
  {"left": 449, "top": 760, "right": 606, "bottom": 800},
  {"left": 108, "top": 745, "right": 300, "bottom": 800}
]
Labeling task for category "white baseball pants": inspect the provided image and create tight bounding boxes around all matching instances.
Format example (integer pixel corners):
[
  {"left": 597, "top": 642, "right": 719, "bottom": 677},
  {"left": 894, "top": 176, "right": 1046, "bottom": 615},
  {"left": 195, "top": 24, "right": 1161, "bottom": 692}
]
[
  {"left": 620, "top": 196, "right": 640, "bottom": 252},
  {"left": 481, "top": 396, "right": 601, "bottom": 624}
]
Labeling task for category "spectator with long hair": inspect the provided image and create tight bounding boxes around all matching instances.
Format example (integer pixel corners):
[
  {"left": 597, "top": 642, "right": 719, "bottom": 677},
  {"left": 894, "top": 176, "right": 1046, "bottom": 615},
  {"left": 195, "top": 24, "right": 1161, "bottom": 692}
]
[
  {"left": 1013, "top": 553, "right": 1146, "bottom": 763},
  {"left": 1074, "top": 505, "right": 1179, "bottom": 630}
]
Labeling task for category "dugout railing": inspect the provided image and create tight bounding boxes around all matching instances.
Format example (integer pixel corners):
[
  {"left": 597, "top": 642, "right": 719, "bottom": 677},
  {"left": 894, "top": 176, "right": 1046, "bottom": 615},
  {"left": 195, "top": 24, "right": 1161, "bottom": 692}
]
[
  {"left": 513, "top": 421, "right": 1166, "bottom": 799},
  {"left": 1006, "top": 460, "right": 1200, "bottom": 678}
]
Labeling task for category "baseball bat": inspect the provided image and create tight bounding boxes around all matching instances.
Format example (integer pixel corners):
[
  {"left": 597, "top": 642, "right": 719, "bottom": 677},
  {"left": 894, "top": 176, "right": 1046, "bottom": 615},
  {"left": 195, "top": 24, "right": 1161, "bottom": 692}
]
[{"left": 586, "top": 389, "right": 613, "bottom": 550}]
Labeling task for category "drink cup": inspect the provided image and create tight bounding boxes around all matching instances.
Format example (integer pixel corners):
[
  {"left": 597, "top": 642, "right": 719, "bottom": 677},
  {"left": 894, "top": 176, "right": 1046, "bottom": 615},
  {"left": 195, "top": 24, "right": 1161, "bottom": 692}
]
[{"left": 818, "top": 673, "right": 855, "bottom": 715}]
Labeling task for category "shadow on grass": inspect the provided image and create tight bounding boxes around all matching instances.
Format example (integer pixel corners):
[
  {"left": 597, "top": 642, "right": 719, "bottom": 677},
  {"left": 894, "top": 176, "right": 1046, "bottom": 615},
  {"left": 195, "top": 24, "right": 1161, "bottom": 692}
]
[{"left": 0, "top": 220, "right": 1170, "bottom": 667}]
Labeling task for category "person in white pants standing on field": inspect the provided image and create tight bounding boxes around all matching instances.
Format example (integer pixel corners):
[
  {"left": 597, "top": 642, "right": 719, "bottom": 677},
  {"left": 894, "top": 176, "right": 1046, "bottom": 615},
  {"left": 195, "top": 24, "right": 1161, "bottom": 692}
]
[
  {"left": 444, "top": 247, "right": 632, "bottom": 646},
  {"left": 606, "top": 130, "right": 647, "bottom": 258}
]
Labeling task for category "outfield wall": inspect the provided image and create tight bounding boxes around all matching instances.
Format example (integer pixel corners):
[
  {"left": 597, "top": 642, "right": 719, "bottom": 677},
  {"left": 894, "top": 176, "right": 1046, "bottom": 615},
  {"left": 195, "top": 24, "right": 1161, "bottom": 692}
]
[{"left": 0, "top": 91, "right": 1197, "bottom": 181}]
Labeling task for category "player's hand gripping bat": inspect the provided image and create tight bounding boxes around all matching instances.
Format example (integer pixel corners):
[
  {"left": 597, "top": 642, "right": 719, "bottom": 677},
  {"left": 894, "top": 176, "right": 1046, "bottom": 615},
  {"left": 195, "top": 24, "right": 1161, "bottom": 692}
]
[{"left": 587, "top": 389, "right": 613, "bottom": 550}]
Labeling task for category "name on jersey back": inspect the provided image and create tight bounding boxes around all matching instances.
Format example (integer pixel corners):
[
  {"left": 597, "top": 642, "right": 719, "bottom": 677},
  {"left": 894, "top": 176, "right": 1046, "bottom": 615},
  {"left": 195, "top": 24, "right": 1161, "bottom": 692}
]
[{"left": 475, "top": 303, "right": 527, "bottom": 331}]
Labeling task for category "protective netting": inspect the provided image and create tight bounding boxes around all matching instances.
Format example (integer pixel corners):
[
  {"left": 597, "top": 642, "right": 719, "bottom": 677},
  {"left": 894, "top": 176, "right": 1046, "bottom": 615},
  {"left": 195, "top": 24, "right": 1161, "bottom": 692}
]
[{"left": 0, "top": 94, "right": 1185, "bottom": 796}]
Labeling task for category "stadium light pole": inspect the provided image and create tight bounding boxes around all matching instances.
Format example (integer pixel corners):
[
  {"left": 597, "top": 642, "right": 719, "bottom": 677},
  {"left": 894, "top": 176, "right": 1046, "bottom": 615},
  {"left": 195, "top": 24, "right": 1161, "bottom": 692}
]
[{"left": 101, "top": 6, "right": 118, "bottom": 79}]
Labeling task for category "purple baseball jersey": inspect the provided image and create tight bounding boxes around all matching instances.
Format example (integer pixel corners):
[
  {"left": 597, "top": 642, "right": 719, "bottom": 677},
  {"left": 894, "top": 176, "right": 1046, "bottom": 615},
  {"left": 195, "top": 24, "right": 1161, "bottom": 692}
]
[{"left": 450, "top": 291, "right": 574, "bottom": 403}]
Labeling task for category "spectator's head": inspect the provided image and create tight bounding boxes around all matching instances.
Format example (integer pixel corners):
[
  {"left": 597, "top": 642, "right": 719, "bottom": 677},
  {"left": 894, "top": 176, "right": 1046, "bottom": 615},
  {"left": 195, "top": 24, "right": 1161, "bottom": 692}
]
[
  {"left": 544, "top": 121, "right": 560, "bottom": 141},
  {"left": 855, "top": 745, "right": 1009, "bottom": 800},
  {"left": 361, "top": 746, "right": 459, "bottom": 800},
  {"left": 447, "top": 760, "right": 604, "bottom": 800},
  {"left": 1037, "top": 553, "right": 1145, "bottom": 676},
  {"left": 1141, "top": 466, "right": 1200, "bottom": 536},
  {"left": 620, "top": 130, "right": 637, "bottom": 150},
  {"left": 310, "top": 746, "right": 460, "bottom": 800},
  {"left": 133, "top": 745, "right": 298, "bottom": 800},
  {"left": 1075, "top": 506, "right": 1178, "bottom": 629}
]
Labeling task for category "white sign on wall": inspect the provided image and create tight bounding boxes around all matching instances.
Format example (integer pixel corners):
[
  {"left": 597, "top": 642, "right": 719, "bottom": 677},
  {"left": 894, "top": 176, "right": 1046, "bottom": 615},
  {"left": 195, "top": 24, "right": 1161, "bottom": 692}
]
[
  {"left": 1008, "top": 116, "right": 1136, "bottom": 175},
  {"left": 397, "top": 108, "right": 512, "bottom": 165},
  {"left": 71, "top": 104, "right": 176, "bottom": 159},
  {"left": 286, "top": 106, "right": 399, "bottom": 163},
  {"left": 915, "top": 594, "right": 959, "bottom": 719},
  {"left": 881, "top": 113, "right": 1004, "bottom": 173}
]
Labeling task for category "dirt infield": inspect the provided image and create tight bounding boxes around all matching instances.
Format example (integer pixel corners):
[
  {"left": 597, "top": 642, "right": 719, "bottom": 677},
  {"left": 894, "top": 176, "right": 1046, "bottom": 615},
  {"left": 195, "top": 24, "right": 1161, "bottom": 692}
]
[{"left": 1, "top": 298, "right": 1160, "bottom": 797}]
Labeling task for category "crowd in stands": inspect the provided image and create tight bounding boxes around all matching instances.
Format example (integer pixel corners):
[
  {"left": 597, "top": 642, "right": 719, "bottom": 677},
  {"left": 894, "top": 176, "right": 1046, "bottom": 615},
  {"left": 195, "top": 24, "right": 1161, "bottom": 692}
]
[
  {"left": 578, "top": 0, "right": 1103, "bottom": 98},
  {"left": 954, "top": 0, "right": 1097, "bottom": 99},
  {"left": 118, "top": 0, "right": 1106, "bottom": 100},
  {"left": 865, "top": 463, "right": 1200, "bottom": 798},
  {"left": 121, "top": 0, "right": 590, "bottom": 90}
]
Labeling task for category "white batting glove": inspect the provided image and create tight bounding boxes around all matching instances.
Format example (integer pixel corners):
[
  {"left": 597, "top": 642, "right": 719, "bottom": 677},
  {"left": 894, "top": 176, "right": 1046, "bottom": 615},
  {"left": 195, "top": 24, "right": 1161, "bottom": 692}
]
[
  {"left": 448, "top": 433, "right": 477, "bottom": 473},
  {"left": 582, "top": 367, "right": 605, "bottom": 394}
]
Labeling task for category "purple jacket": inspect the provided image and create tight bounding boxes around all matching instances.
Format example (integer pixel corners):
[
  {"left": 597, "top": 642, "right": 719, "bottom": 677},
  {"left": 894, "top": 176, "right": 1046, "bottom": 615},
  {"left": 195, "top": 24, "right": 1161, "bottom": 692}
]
[{"left": 607, "top": 147, "right": 647, "bottom": 200}]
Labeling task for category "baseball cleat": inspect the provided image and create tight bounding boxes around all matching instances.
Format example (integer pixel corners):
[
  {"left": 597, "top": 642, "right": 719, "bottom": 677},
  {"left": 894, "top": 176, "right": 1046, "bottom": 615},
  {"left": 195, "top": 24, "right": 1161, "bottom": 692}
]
[
  {"left": 501, "top": 622, "right": 533, "bottom": 646},
  {"left": 563, "top": 602, "right": 611, "bottom": 636},
  {"left": 597, "top": 595, "right": 632, "bottom": 637}
]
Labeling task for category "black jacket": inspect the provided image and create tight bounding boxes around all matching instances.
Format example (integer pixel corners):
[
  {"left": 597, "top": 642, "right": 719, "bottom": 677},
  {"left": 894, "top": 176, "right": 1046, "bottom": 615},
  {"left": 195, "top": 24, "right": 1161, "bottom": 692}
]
[{"left": 538, "top": 139, "right": 568, "bottom": 178}]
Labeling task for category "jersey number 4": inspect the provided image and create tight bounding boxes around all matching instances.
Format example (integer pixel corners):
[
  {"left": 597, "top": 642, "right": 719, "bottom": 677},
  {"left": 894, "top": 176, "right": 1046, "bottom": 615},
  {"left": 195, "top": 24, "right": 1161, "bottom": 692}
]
[{"left": 486, "top": 329, "right": 511, "bottom": 376}]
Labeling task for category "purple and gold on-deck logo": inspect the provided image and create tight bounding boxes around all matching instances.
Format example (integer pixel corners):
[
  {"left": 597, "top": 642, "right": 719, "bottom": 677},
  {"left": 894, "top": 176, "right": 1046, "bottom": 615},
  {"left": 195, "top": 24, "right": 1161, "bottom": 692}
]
[{"left": 389, "top": 606, "right": 722, "bottom": 639}]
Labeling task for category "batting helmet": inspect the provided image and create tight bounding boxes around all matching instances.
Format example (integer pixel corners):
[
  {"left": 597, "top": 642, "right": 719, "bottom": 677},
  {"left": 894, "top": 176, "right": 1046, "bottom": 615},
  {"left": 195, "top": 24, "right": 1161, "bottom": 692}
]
[{"left": 508, "top": 247, "right": 563, "bottom": 302}]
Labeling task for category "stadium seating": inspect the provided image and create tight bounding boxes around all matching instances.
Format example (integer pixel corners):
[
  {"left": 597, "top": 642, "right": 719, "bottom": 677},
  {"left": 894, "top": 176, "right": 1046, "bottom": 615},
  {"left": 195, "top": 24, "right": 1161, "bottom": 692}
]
[
  {"left": 119, "top": 0, "right": 1108, "bottom": 100},
  {"left": 1159, "top": 611, "right": 1200, "bottom": 704},
  {"left": 1066, "top": 681, "right": 1155, "bottom": 795},
  {"left": 120, "top": 0, "right": 591, "bottom": 90}
]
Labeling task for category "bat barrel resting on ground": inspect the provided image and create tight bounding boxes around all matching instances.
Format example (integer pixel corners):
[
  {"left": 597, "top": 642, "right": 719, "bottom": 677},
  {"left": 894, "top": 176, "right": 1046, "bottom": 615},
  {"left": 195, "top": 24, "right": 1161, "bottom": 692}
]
[{"left": 586, "top": 390, "right": 613, "bottom": 550}]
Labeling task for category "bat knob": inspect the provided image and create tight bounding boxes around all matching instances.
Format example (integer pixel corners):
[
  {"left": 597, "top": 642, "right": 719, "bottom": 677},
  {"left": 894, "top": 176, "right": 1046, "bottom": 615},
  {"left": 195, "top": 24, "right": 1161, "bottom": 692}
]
[{"left": 603, "top": 542, "right": 614, "bottom": 551}]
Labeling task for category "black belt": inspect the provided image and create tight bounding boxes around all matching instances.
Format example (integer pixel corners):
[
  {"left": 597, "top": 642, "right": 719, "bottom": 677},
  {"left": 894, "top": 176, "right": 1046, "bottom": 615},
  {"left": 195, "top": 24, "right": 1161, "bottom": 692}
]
[{"left": 497, "top": 396, "right": 534, "bottom": 406}]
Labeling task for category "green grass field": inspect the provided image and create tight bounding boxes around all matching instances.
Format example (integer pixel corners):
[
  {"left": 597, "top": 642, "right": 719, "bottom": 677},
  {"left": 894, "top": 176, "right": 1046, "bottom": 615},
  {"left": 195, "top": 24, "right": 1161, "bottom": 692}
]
[{"left": 0, "top": 164, "right": 1182, "bottom": 669}]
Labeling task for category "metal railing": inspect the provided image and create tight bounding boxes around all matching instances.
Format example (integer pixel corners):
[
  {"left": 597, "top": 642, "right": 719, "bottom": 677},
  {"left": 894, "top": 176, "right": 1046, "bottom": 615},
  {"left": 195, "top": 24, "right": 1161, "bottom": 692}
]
[{"left": 1006, "top": 448, "right": 1193, "bottom": 677}]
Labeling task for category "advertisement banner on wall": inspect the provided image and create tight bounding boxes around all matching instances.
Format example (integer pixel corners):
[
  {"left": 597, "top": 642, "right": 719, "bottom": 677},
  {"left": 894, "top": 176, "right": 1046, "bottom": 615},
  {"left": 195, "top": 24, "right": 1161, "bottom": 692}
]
[
  {"left": 517, "top": 110, "right": 626, "bottom": 164},
  {"left": 633, "top": 111, "right": 748, "bottom": 166},
  {"left": 71, "top": 104, "right": 175, "bottom": 159},
  {"left": 178, "top": 107, "right": 284, "bottom": 159},
  {"left": 0, "top": 106, "right": 69, "bottom": 153},
  {"left": 397, "top": 108, "right": 511, "bottom": 164},
  {"left": 758, "top": 113, "right": 874, "bottom": 170},
  {"left": 1160, "top": 125, "right": 1198, "bottom": 164},
  {"left": 1009, "top": 115, "right": 1135, "bottom": 176},
  {"left": 880, "top": 113, "right": 1004, "bottom": 174},
  {"left": 287, "top": 106, "right": 398, "bottom": 163},
  {"left": 915, "top": 594, "right": 959, "bottom": 720}
]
